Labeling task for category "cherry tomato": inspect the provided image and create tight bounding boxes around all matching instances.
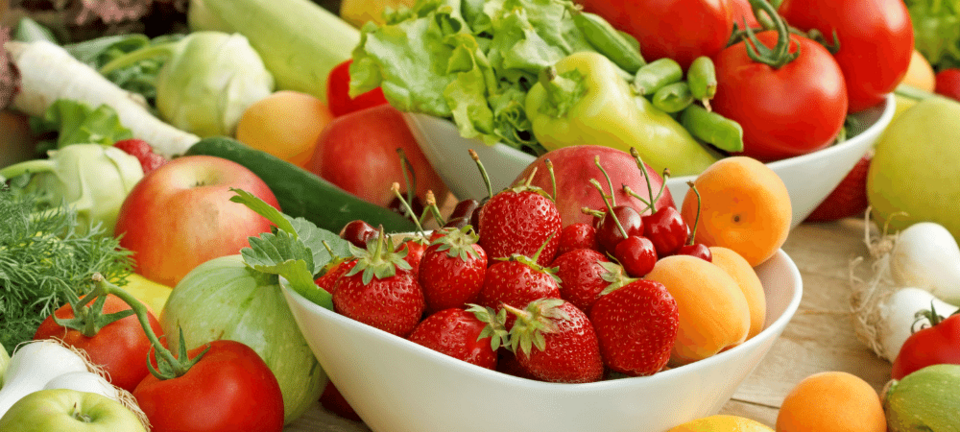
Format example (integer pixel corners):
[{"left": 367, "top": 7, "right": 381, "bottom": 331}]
[
  {"left": 577, "top": 0, "right": 734, "bottom": 69},
  {"left": 134, "top": 340, "right": 285, "bottom": 432},
  {"left": 778, "top": 0, "right": 913, "bottom": 113},
  {"left": 34, "top": 294, "right": 163, "bottom": 392},
  {"left": 326, "top": 59, "right": 390, "bottom": 117},
  {"left": 712, "top": 31, "right": 848, "bottom": 161},
  {"left": 891, "top": 312, "right": 960, "bottom": 380},
  {"left": 935, "top": 68, "right": 960, "bottom": 102}
]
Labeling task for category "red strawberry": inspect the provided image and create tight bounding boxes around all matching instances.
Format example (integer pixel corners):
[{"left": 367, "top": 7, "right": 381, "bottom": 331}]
[
  {"left": 314, "top": 258, "right": 358, "bottom": 294},
  {"left": 805, "top": 152, "right": 872, "bottom": 222},
  {"left": 407, "top": 306, "right": 503, "bottom": 369},
  {"left": 505, "top": 298, "right": 604, "bottom": 383},
  {"left": 476, "top": 254, "right": 561, "bottom": 326},
  {"left": 417, "top": 227, "right": 487, "bottom": 313},
  {"left": 589, "top": 279, "right": 679, "bottom": 376},
  {"left": 555, "top": 222, "right": 600, "bottom": 256},
  {"left": 477, "top": 183, "right": 562, "bottom": 266},
  {"left": 395, "top": 236, "right": 429, "bottom": 274},
  {"left": 114, "top": 138, "right": 167, "bottom": 174},
  {"left": 332, "top": 233, "right": 425, "bottom": 338},
  {"left": 319, "top": 381, "right": 362, "bottom": 422},
  {"left": 551, "top": 248, "right": 631, "bottom": 313}
]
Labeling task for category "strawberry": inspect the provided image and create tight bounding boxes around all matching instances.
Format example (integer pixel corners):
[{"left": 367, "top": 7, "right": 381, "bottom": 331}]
[
  {"left": 555, "top": 222, "right": 600, "bottom": 256},
  {"left": 407, "top": 306, "right": 504, "bottom": 370},
  {"left": 551, "top": 249, "right": 631, "bottom": 313},
  {"left": 477, "top": 183, "right": 562, "bottom": 266},
  {"left": 114, "top": 138, "right": 167, "bottom": 174},
  {"left": 417, "top": 227, "right": 487, "bottom": 313},
  {"left": 476, "top": 254, "right": 561, "bottom": 327},
  {"left": 314, "top": 258, "right": 357, "bottom": 294},
  {"left": 332, "top": 231, "right": 425, "bottom": 338},
  {"left": 805, "top": 152, "right": 872, "bottom": 222},
  {"left": 589, "top": 279, "right": 679, "bottom": 376},
  {"left": 318, "top": 381, "right": 362, "bottom": 422},
  {"left": 505, "top": 298, "right": 604, "bottom": 383},
  {"left": 396, "top": 236, "right": 429, "bottom": 275}
]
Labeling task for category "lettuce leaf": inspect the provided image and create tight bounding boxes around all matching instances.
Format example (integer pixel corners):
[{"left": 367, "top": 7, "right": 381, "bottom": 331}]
[
  {"left": 905, "top": 0, "right": 960, "bottom": 70},
  {"left": 30, "top": 99, "right": 134, "bottom": 154},
  {"left": 350, "top": 0, "right": 597, "bottom": 155}
]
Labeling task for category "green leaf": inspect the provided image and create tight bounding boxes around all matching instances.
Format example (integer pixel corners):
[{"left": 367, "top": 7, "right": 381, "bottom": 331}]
[
  {"left": 30, "top": 100, "right": 134, "bottom": 150},
  {"left": 240, "top": 230, "right": 333, "bottom": 310},
  {"left": 229, "top": 188, "right": 297, "bottom": 235},
  {"left": 286, "top": 217, "right": 353, "bottom": 273}
]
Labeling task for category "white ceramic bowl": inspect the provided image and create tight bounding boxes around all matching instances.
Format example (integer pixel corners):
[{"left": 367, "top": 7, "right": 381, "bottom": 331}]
[
  {"left": 282, "top": 249, "right": 803, "bottom": 432},
  {"left": 404, "top": 93, "right": 895, "bottom": 229}
]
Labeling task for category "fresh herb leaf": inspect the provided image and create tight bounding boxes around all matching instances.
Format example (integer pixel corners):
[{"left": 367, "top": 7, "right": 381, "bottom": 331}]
[
  {"left": 229, "top": 188, "right": 297, "bottom": 236},
  {"left": 30, "top": 99, "right": 133, "bottom": 153}
]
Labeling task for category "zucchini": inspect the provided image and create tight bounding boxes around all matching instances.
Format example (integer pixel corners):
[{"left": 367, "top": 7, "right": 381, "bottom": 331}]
[{"left": 186, "top": 137, "right": 416, "bottom": 234}]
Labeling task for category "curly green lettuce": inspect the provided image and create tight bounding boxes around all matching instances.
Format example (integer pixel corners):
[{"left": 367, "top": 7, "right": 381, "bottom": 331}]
[{"left": 905, "top": 0, "right": 960, "bottom": 70}]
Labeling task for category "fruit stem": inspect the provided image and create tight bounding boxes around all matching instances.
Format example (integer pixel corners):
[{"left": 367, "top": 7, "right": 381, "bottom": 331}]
[
  {"left": 391, "top": 182, "right": 426, "bottom": 236},
  {"left": 620, "top": 185, "right": 653, "bottom": 209},
  {"left": 530, "top": 231, "right": 558, "bottom": 264},
  {"left": 594, "top": 156, "right": 617, "bottom": 206},
  {"left": 629, "top": 147, "right": 658, "bottom": 214},
  {"left": 547, "top": 158, "right": 558, "bottom": 202},
  {"left": 590, "top": 178, "right": 628, "bottom": 239},
  {"left": 396, "top": 148, "right": 418, "bottom": 216},
  {"left": 686, "top": 181, "right": 703, "bottom": 246},
  {"left": 424, "top": 190, "right": 446, "bottom": 227},
  {"left": 469, "top": 149, "right": 494, "bottom": 200}
]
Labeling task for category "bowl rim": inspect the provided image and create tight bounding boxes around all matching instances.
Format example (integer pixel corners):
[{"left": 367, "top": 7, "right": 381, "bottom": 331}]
[{"left": 281, "top": 248, "right": 803, "bottom": 392}]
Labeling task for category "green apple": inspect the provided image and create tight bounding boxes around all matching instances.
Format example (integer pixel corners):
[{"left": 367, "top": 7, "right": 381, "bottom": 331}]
[
  {"left": 867, "top": 97, "right": 960, "bottom": 242},
  {"left": 0, "top": 389, "right": 145, "bottom": 432}
]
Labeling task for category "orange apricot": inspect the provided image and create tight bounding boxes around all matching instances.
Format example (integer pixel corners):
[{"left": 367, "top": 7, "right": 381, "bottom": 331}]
[
  {"left": 682, "top": 156, "right": 791, "bottom": 267},
  {"left": 236, "top": 90, "right": 334, "bottom": 168},
  {"left": 644, "top": 255, "right": 751, "bottom": 366},
  {"left": 709, "top": 246, "right": 767, "bottom": 339},
  {"left": 776, "top": 371, "right": 886, "bottom": 432}
]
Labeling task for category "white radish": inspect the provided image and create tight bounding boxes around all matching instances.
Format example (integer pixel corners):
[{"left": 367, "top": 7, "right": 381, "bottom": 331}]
[
  {"left": 889, "top": 222, "right": 960, "bottom": 305},
  {"left": 4, "top": 40, "right": 200, "bottom": 158},
  {"left": 0, "top": 340, "right": 89, "bottom": 416},
  {"left": 42, "top": 371, "right": 119, "bottom": 401}
]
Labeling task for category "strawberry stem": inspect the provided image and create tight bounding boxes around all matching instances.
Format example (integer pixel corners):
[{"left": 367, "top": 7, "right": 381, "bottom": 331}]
[
  {"left": 469, "top": 149, "right": 494, "bottom": 200},
  {"left": 590, "top": 178, "right": 628, "bottom": 239}
]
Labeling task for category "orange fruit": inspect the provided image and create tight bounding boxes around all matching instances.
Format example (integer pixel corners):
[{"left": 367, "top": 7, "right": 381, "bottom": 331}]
[
  {"left": 709, "top": 246, "right": 767, "bottom": 339},
  {"left": 235, "top": 90, "right": 334, "bottom": 168},
  {"left": 900, "top": 49, "right": 936, "bottom": 93},
  {"left": 682, "top": 156, "right": 791, "bottom": 267},
  {"left": 669, "top": 414, "right": 774, "bottom": 431},
  {"left": 776, "top": 371, "right": 885, "bottom": 432}
]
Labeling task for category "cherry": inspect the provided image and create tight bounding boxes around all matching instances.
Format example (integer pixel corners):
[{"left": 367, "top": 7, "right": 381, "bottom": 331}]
[
  {"left": 613, "top": 235, "right": 658, "bottom": 278},
  {"left": 339, "top": 219, "right": 378, "bottom": 248},
  {"left": 388, "top": 194, "right": 425, "bottom": 222},
  {"left": 675, "top": 181, "right": 712, "bottom": 262},
  {"left": 642, "top": 206, "right": 688, "bottom": 257},
  {"left": 443, "top": 198, "right": 481, "bottom": 230},
  {"left": 556, "top": 222, "right": 600, "bottom": 256},
  {"left": 596, "top": 205, "right": 645, "bottom": 254}
]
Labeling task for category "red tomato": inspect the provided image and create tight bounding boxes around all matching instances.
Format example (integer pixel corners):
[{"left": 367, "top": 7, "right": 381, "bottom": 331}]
[
  {"left": 891, "top": 313, "right": 960, "bottom": 380},
  {"left": 711, "top": 31, "right": 848, "bottom": 161},
  {"left": 935, "top": 68, "right": 960, "bottom": 102},
  {"left": 33, "top": 294, "right": 163, "bottom": 392},
  {"left": 134, "top": 340, "right": 284, "bottom": 432},
  {"left": 577, "top": 0, "right": 733, "bottom": 69},
  {"left": 727, "top": 0, "right": 759, "bottom": 28},
  {"left": 779, "top": 0, "right": 913, "bottom": 113},
  {"left": 326, "top": 59, "right": 389, "bottom": 117}
]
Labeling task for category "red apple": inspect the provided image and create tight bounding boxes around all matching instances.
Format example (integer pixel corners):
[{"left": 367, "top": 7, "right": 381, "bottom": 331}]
[
  {"left": 114, "top": 155, "right": 279, "bottom": 287},
  {"left": 307, "top": 104, "right": 449, "bottom": 208},
  {"left": 514, "top": 145, "right": 674, "bottom": 227}
]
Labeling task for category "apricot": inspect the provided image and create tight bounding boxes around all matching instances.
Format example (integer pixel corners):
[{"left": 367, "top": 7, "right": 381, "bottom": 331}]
[
  {"left": 236, "top": 90, "right": 334, "bottom": 168},
  {"left": 776, "top": 371, "right": 885, "bottom": 432},
  {"left": 709, "top": 246, "right": 767, "bottom": 339},
  {"left": 644, "top": 255, "right": 750, "bottom": 365},
  {"left": 682, "top": 156, "right": 791, "bottom": 267}
]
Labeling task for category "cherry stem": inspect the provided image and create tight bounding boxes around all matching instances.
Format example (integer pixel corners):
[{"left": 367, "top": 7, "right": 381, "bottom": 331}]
[
  {"left": 522, "top": 166, "right": 539, "bottom": 188},
  {"left": 594, "top": 156, "right": 617, "bottom": 206},
  {"left": 546, "top": 158, "right": 557, "bottom": 202},
  {"left": 469, "top": 149, "right": 494, "bottom": 200},
  {"left": 629, "top": 147, "right": 661, "bottom": 214},
  {"left": 686, "top": 181, "right": 703, "bottom": 246},
  {"left": 581, "top": 207, "right": 605, "bottom": 218},
  {"left": 620, "top": 185, "right": 652, "bottom": 209},
  {"left": 424, "top": 190, "right": 446, "bottom": 227},
  {"left": 590, "top": 178, "right": 628, "bottom": 239},
  {"left": 391, "top": 182, "right": 426, "bottom": 235},
  {"left": 396, "top": 148, "right": 418, "bottom": 214}
]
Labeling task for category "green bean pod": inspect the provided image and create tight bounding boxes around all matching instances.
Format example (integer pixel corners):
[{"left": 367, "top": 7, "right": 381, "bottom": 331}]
[
  {"left": 687, "top": 56, "right": 717, "bottom": 101},
  {"left": 680, "top": 104, "right": 744, "bottom": 152},
  {"left": 652, "top": 82, "right": 694, "bottom": 113},
  {"left": 633, "top": 58, "right": 683, "bottom": 96},
  {"left": 573, "top": 11, "right": 646, "bottom": 74}
]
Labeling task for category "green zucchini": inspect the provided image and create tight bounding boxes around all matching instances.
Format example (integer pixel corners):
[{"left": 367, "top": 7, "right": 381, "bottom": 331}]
[{"left": 186, "top": 137, "right": 416, "bottom": 234}]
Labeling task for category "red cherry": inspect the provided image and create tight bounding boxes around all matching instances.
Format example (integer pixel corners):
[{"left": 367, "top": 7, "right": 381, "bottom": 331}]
[
  {"left": 613, "top": 235, "right": 658, "bottom": 278},
  {"left": 596, "top": 205, "right": 644, "bottom": 254},
  {"left": 339, "top": 220, "right": 378, "bottom": 248},
  {"left": 642, "top": 206, "right": 687, "bottom": 257},
  {"left": 675, "top": 243, "right": 713, "bottom": 262}
]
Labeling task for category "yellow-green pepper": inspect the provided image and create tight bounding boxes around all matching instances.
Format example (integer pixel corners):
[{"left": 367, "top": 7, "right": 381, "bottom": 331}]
[{"left": 525, "top": 51, "right": 719, "bottom": 176}]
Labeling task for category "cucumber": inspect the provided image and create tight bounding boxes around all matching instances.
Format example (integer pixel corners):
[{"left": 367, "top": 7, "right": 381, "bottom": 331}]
[{"left": 186, "top": 137, "right": 416, "bottom": 234}]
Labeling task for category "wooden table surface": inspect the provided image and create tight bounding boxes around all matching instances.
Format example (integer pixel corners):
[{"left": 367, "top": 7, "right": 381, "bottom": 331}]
[{"left": 287, "top": 217, "right": 893, "bottom": 431}]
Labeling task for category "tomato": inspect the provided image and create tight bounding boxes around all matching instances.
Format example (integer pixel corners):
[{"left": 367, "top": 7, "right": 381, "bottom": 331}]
[
  {"left": 133, "top": 340, "right": 284, "bottom": 432},
  {"left": 711, "top": 31, "right": 848, "bottom": 161},
  {"left": 727, "top": 0, "right": 758, "bottom": 29},
  {"left": 891, "top": 312, "right": 960, "bottom": 380},
  {"left": 33, "top": 294, "right": 163, "bottom": 393},
  {"left": 327, "top": 59, "right": 389, "bottom": 117},
  {"left": 577, "top": 0, "right": 734, "bottom": 69},
  {"left": 778, "top": 0, "right": 913, "bottom": 113},
  {"left": 935, "top": 68, "right": 960, "bottom": 102}
]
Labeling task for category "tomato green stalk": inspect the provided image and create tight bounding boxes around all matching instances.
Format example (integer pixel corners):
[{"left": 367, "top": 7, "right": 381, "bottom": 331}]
[
  {"left": 739, "top": 0, "right": 798, "bottom": 68},
  {"left": 51, "top": 289, "right": 135, "bottom": 338}
]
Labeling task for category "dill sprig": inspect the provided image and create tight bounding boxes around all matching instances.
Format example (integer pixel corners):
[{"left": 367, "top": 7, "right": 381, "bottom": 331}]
[{"left": 0, "top": 187, "right": 133, "bottom": 352}]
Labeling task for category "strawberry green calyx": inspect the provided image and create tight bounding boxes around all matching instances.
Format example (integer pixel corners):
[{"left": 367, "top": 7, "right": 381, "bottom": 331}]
[
  {"left": 431, "top": 226, "right": 481, "bottom": 261},
  {"left": 346, "top": 226, "right": 413, "bottom": 285},
  {"left": 598, "top": 261, "right": 638, "bottom": 296},
  {"left": 492, "top": 231, "right": 562, "bottom": 285},
  {"left": 466, "top": 304, "right": 509, "bottom": 352},
  {"left": 503, "top": 298, "right": 569, "bottom": 355},
  {"left": 503, "top": 166, "right": 555, "bottom": 202}
]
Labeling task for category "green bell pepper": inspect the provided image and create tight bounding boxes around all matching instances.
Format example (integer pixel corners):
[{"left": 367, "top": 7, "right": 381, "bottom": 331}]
[{"left": 525, "top": 51, "right": 719, "bottom": 176}]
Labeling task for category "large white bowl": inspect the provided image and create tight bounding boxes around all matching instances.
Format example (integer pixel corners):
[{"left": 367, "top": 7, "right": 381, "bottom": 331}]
[
  {"left": 282, "top": 249, "right": 803, "bottom": 432},
  {"left": 404, "top": 93, "right": 895, "bottom": 229}
]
